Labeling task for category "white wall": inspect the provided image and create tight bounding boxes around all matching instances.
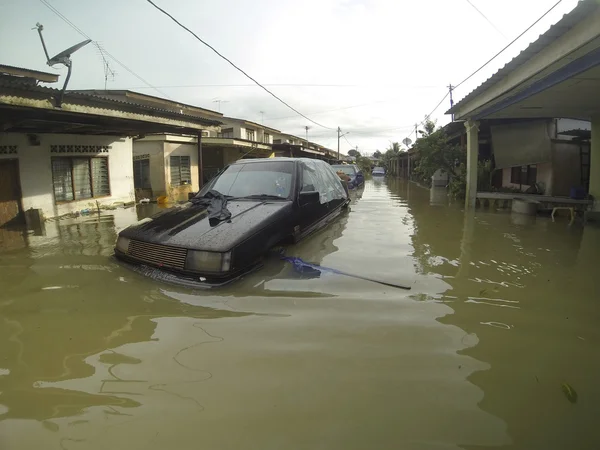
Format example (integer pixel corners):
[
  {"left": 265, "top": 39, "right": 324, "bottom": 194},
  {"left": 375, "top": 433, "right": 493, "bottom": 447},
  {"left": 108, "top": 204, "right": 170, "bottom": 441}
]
[{"left": 0, "top": 133, "right": 135, "bottom": 219}]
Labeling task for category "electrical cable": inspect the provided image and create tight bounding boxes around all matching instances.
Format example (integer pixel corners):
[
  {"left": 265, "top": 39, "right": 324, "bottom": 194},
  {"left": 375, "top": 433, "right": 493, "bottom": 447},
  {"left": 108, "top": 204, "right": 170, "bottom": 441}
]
[
  {"left": 454, "top": 0, "right": 563, "bottom": 89},
  {"left": 464, "top": 0, "right": 507, "bottom": 38},
  {"left": 145, "top": 0, "right": 335, "bottom": 130}
]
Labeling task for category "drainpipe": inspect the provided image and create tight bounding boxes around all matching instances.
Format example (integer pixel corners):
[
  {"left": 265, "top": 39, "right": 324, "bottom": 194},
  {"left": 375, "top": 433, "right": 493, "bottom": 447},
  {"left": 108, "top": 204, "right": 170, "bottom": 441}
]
[{"left": 197, "top": 131, "right": 203, "bottom": 190}]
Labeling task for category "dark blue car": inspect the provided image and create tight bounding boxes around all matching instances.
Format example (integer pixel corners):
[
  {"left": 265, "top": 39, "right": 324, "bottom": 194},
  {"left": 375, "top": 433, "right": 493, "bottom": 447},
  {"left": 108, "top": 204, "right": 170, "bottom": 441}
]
[{"left": 332, "top": 164, "right": 364, "bottom": 189}]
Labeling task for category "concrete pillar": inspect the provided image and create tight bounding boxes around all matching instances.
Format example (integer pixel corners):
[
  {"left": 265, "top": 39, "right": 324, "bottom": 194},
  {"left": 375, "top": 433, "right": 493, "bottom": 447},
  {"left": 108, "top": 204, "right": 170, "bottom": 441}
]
[
  {"left": 590, "top": 115, "right": 600, "bottom": 211},
  {"left": 464, "top": 120, "right": 480, "bottom": 208}
]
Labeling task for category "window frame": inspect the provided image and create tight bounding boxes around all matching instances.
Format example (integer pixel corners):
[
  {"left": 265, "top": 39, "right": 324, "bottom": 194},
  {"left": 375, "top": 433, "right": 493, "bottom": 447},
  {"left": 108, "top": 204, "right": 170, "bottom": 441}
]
[
  {"left": 246, "top": 128, "right": 256, "bottom": 141},
  {"left": 133, "top": 158, "right": 151, "bottom": 189},
  {"left": 263, "top": 133, "right": 271, "bottom": 144},
  {"left": 510, "top": 165, "right": 537, "bottom": 185},
  {"left": 51, "top": 156, "right": 111, "bottom": 204},
  {"left": 170, "top": 155, "right": 192, "bottom": 186}
]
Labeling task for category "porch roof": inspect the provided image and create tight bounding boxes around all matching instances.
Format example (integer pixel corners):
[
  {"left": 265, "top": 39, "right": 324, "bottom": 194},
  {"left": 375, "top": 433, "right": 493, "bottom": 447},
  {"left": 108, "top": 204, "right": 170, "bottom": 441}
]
[{"left": 448, "top": 0, "right": 600, "bottom": 121}]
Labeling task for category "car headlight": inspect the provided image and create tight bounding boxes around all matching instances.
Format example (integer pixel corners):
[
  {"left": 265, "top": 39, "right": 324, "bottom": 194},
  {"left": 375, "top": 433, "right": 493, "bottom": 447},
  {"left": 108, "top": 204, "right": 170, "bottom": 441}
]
[
  {"left": 116, "top": 236, "right": 130, "bottom": 254},
  {"left": 185, "top": 250, "right": 231, "bottom": 272}
]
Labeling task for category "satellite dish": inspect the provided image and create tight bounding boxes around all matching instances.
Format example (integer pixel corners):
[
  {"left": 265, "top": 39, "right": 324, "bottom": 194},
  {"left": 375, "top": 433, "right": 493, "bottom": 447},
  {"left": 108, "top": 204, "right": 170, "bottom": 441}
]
[
  {"left": 48, "top": 39, "right": 92, "bottom": 66},
  {"left": 402, "top": 137, "right": 412, "bottom": 147},
  {"left": 33, "top": 23, "right": 91, "bottom": 107}
]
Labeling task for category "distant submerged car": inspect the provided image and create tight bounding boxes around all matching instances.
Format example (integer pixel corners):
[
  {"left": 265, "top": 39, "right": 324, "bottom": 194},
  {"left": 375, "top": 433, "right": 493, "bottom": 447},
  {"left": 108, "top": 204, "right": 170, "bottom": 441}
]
[
  {"left": 115, "top": 158, "right": 349, "bottom": 287},
  {"left": 331, "top": 164, "right": 364, "bottom": 189},
  {"left": 372, "top": 166, "right": 385, "bottom": 176}
]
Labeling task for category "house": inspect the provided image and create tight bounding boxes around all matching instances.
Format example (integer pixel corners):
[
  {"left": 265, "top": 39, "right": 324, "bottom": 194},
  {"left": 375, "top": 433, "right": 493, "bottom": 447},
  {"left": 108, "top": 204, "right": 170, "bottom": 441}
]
[
  {"left": 76, "top": 90, "right": 223, "bottom": 201},
  {"left": 198, "top": 117, "right": 279, "bottom": 183},
  {"left": 272, "top": 132, "right": 341, "bottom": 162},
  {"left": 445, "top": 0, "right": 600, "bottom": 209},
  {"left": 0, "top": 64, "right": 219, "bottom": 231}
]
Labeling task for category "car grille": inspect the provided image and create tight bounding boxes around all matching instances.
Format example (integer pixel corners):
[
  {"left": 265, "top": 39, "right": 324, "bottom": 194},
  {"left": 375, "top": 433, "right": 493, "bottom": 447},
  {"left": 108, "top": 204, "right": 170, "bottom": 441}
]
[{"left": 127, "top": 240, "right": 187, "bottom": 270}]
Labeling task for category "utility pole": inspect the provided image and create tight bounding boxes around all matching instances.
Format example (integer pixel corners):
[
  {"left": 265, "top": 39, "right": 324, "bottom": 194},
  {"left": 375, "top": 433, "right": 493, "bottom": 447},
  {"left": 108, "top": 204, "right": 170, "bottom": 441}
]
[
  {"left": 415, "top": 123, "right": 418, "bottom": 140},
  {"left": 447, "top": 84, "right": 455, "bottom": 121},
  {"left": 260, "top": 110, "right": 265, "bottom": 124},
  {"left": 304, "top": 126, "right": 311, "bottom": 142},
  {"left": 337, "top": 127, "right": 350, "bottom": 161}
]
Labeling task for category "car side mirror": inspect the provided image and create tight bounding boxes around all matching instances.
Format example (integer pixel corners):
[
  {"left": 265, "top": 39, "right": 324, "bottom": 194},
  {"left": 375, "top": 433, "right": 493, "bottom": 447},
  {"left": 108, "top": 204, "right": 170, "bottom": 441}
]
[{"left": 299, "top": 191, "right": 320, "bottom": 206}]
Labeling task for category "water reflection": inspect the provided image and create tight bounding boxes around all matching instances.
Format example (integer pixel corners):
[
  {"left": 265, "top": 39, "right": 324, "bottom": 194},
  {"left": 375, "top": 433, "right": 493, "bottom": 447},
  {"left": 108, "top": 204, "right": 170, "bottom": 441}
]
[
  {"left": 1, "top": 183, "right": 599, "bottom": 449},
  {"left": 387, "top": 178, "right": 600, "bottom": 450}
]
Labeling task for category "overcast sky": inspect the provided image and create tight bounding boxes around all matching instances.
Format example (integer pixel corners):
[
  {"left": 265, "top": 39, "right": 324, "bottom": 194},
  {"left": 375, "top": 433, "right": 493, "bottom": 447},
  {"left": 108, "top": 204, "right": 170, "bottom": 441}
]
[{"left": 0, "top": 0, "right": 579, "bottom": 155}]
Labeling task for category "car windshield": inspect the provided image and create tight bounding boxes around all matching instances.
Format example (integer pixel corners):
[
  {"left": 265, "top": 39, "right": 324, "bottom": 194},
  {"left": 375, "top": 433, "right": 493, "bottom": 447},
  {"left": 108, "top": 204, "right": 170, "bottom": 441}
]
[
  {"left": 199, "top": 161, "right": 294, "bottom": 199},
  {"left": 331, "top": 165, "right": 356, "bottom": 176}
]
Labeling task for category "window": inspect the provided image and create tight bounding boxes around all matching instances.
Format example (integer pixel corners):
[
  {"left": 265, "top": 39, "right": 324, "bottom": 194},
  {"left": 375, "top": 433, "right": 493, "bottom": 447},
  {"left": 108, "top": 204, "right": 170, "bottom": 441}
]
[
  {"left": 246, "top": 129, "right": 256, "bottom": 141},
  {"left": 51, "top": 157, "right": 110, "bottom": 202},
  {"left": 200, "top": 161, "right": 294, "bottom": 199},
  {"left": 170, "top": 155, "right": 191, "bottom": 186},
  {"left": 263, "top": 133, "right": 271, "bottom": 144},
  {"left": 133, "top": 159, "right": 151, "bottom": 189},
  {"left": 218, "top": 128, "right": 233, "bottom": 138},
  {"left": 510, "top": 165, "right": 537, "bottom": 185}
]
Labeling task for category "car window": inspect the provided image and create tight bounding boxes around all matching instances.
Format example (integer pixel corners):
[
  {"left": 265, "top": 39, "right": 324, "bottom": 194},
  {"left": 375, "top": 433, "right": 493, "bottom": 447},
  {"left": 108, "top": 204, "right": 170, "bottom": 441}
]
[
  {"left": 331, "top": 165, "right": 355, "bottom": 176},
  {"left": 199, "top": 161, "right": 294, "bottom": 198},
  {"left": 301, "top": 160, "right": 347, "bottom": 204}
]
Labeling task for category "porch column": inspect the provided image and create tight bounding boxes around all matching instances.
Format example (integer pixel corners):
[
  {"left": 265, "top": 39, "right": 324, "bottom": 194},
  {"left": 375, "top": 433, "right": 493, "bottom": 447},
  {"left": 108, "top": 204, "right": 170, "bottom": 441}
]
[
  {"left": 197, "top": 132, "right": 203, "bottom": 189},
  {"left": 464, "top": 120, "right": 480, "bottom": 208},
  {"left": 590, "top": 115, "right": 600, "bottom": 211}
]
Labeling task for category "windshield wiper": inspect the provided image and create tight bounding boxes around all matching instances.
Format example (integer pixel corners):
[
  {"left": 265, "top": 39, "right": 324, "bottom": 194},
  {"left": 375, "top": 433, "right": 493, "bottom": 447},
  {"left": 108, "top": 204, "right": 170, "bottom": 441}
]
[{"left": 232, "top": 194, "right": 285, "bottom": 200}]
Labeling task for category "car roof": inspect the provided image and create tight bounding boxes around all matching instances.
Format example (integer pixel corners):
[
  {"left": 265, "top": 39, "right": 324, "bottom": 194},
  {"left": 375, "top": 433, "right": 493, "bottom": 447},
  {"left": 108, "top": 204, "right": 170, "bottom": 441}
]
[
  {"left": 231, "top": 157, "right": 323, "bottom": 165},
  {"left": 373, "top": 166, "right": 385, "bottom": 170}
]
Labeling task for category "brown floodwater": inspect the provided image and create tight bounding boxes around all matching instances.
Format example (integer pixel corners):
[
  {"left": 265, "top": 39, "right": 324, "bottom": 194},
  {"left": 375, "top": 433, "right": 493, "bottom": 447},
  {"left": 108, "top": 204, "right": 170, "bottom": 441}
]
[{"left": 1, "top": 179, "right": 599, "bottom": 450}]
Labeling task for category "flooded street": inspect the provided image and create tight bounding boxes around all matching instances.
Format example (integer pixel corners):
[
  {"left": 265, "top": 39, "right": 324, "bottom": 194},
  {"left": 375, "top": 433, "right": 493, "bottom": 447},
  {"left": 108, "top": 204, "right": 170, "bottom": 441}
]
[{"left": 1, "top": 179, "right": 600, "bottom": 450}]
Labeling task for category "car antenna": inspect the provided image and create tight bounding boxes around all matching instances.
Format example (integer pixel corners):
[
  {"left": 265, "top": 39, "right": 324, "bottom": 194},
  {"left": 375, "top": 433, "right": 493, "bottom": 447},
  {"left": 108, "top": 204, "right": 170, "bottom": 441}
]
[{"left": 33, "top": 23, "right": 91, "bottom": 107}]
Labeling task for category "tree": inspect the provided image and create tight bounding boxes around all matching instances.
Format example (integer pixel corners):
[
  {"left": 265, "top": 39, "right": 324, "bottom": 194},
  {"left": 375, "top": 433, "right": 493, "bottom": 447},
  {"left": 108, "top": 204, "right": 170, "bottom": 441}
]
[
  {"left": 373, "top": 150, "right": 382, "bottom": 159},
  {"left": 347, "top": 149, "right": 361, "bottom": 158},
  {"left": 412, "top": 119, "right": 464, "bottom": 182}
]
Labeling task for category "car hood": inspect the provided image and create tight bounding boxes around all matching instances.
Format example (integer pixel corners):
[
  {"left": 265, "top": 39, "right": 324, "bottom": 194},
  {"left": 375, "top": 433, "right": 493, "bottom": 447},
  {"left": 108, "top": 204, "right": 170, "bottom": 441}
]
[{"left": 120, "top": 200, "right": 291, "bottom": 252}]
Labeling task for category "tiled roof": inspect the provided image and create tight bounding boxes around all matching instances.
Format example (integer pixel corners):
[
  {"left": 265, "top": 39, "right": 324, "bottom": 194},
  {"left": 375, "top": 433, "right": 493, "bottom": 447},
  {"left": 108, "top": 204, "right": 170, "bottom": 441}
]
[{"left": 0, "top": 79, "right": 222, "bottom": 126}]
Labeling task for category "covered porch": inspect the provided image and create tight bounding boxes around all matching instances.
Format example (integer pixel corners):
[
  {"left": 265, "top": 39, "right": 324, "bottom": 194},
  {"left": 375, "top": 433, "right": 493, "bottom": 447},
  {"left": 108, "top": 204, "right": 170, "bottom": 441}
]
[{"left": 448, "top": 0, "right": 600, "bottom": 211}]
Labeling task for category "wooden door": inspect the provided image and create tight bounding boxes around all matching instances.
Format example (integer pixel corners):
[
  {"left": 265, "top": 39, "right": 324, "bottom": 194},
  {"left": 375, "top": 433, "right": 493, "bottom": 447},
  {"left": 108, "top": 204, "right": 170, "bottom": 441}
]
[{"left": 0, "top": 159, "right": 23, "bottom": 227}]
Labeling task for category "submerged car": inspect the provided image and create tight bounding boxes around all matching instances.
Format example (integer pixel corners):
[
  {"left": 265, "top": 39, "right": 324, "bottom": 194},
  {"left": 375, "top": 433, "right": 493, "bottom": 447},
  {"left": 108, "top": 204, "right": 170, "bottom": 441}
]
[
  {"left": 331, "top": 164, "right": 364, "bottom": 189},
  {"left": 115, "top": 158, "right": 349, "bottom": 286},
  {"left": 372, "top": 166, "right": 385, "bottom": 176}
]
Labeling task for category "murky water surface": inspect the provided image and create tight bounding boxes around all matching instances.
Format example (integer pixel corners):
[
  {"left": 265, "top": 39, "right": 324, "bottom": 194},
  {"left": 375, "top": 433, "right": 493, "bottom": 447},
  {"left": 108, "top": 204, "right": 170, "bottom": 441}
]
[{"left": 1, "top": 179, "right": 599, "bottom": 450}]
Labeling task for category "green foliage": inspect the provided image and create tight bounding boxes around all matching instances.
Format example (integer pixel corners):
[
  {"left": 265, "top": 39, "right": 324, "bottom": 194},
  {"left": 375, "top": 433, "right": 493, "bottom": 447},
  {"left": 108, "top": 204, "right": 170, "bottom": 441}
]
[
  {"left": 347, "top": 149, "right": 361, "bottom": 157},
  {"left": 413, "top": 119, "right": 464, "bottom": 182},
  {"left": 356, "top": 156, "right": 372, "bottom": 173},
  {"left": 373, "top": 150, "right": 382, "bottom": 159}
]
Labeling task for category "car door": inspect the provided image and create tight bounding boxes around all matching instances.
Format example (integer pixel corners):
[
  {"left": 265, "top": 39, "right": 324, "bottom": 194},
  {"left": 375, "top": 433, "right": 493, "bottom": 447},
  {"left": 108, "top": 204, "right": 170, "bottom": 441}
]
[
  {"left": 354, "top": 166, "right": 364, "bottom": 185},
  {"left": 296, "top": 162, "right": 329, "bottom": 236}
]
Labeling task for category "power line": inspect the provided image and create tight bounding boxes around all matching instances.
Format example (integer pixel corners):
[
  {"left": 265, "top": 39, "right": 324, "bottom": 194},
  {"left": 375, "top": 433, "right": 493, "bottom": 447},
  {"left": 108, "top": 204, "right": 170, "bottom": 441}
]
[
  {"left": 145, "top": 0, "right": 335, "bottom": 130},
  {"left": 464, "top": 0, "right": 507, "bottom": 39},
  {"left": 127, "top": 83, "right": 441, "bottom": 89},
  {"left": 454, "top": 0, "right": 563, "bottom": 89},
  {"left": 38, "top": 0, "right": 170, "bottom": 99},
  {"left": 400, "top": 0, "right": 564, "bottom": 147}
]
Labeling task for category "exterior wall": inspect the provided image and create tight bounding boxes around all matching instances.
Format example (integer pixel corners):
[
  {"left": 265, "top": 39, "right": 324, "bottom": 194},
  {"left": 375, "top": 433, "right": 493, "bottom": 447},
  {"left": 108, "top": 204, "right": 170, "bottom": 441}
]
[
  {"left": 0, "top": 132, "right": 134, "bottom": 220},
  {"left": 224, "top": 148, "right": 241, "bottom": 166},
  {"left": 133, "top": 140, "right": 166, "bottom": 198},
  {"left": 551, "top": 140, "right": 583, "bottom": 196},
  {"left": 165, "top": 142, "right": 199, "bottom": 201}
]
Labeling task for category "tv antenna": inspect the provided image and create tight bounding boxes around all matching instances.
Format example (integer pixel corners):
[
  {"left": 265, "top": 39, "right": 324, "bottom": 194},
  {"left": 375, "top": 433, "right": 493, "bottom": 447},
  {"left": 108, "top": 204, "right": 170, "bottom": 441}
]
[{"left": 33, "top": 23, "right": 91, "bottom": 107}]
